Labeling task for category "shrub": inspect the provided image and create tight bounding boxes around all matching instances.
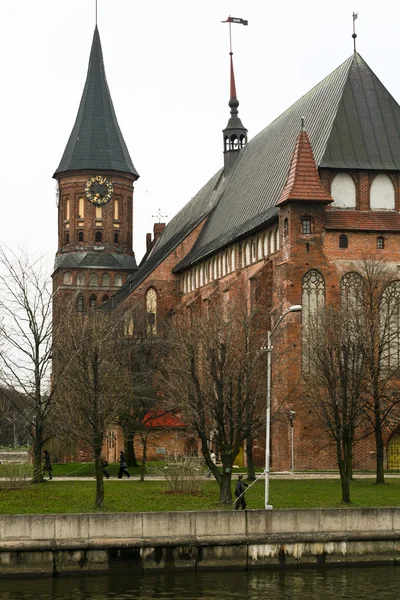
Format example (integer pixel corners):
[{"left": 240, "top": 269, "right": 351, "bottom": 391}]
[
  {"left": 0, "top": 462, "right": 33, "bottom": 489},
  {"left": 153, "top": 454, "right": 205, "bottom": 494}
]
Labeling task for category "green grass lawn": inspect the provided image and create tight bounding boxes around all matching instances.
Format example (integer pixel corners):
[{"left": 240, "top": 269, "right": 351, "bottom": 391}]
[{"left": 0, "top": 478, "right": 400, "bottom": 514}]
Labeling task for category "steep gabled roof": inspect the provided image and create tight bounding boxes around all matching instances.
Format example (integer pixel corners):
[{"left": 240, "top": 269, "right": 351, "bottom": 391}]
[
  {"left": 54, "top": 27, "right": 138, "bottom": 178},
  {"left": 276, "top": 125, "right": 333, "bottom": 206}
]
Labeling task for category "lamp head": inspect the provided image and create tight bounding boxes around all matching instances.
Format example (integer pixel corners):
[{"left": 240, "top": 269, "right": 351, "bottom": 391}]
[{"left": 289, "top": 305, "right": 302, "bottom": 313}]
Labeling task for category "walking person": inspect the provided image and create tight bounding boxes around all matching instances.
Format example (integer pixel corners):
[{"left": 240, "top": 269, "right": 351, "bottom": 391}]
[
  {"left": 100, "top": 457, "right": 110, "bottom": 479},
  {"left": 43, "top": 450, "right": 53, "bottom": 480},
  {"left": 118, "top": 451, "right": 130, "bottom": 479},
  {"left": 234, "top": 475, "right": 248, "bottom": 510}
]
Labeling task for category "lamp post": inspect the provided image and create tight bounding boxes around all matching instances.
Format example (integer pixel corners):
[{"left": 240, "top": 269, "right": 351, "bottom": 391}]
[{"left": 263, "top": 304, "right": 302, "bottom": 509}]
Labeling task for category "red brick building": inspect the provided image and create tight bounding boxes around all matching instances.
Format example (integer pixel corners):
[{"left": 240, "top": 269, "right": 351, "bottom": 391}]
[{"left": 53, "top": 27, "right": 400, "bottom": 470}]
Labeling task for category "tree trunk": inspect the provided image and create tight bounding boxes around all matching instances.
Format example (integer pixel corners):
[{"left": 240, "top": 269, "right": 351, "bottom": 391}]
[
  {"left": 140, "top": 435, "right": 147, "bottom": 482},
  {"left": 94, "top": 442, "right": 104, "bottom": 508},
  {"left": 340, "top": 473, "right": 351, "bottom": 503},
  {"left": 374, "top": 415, "right": 385, "bottom": 484},
  {"left": 31, "top": 423, "right": 44, "bottom": 484},
  {"left": 246, "top": 436, "right": 256, "bottom": 481},
  {"left": 126, "top": 430, "right": 138, "bottom": 467},
  {"left": 219, "top": 471, "right": 232, "bottom": 504}
]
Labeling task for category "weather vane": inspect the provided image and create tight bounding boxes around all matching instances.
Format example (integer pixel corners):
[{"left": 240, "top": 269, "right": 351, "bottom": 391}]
[
  {"left": 152, "top": 209, "right": 168, "bottom": 223},
  {"left": 221, "top": 15, "right": 248, "bottom": 54},
  {"left": 352, "top": 12, "right": 358, "bottom": 53}
]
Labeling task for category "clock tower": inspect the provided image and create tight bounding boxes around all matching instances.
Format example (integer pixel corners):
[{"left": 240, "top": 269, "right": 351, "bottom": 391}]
[{"left": 52, "top": 26, "right": 139, "bottom": 317}]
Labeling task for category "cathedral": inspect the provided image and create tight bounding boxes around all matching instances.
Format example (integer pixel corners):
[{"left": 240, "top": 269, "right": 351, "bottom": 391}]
[{"left": 53, "top": 25, "right": 400, "bottom": 470}]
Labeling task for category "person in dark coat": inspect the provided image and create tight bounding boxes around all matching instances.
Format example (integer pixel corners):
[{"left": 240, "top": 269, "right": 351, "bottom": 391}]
[
  {"left": 118, "top": 451, "right": 130, "bottom": 479},
  {"left": 234, "top": 475, "right": 248, "bottom": 510},
  {"left": 43, "top": 450, "right": 53, "bottom": 480},
  {"left": 101, "top": 457, "right": 110, "bottom": 479}
]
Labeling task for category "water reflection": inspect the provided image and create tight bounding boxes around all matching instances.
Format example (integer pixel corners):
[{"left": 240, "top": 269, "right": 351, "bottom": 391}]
[{"left": 1, "top": 567, "right": 400, "bottom": 599}]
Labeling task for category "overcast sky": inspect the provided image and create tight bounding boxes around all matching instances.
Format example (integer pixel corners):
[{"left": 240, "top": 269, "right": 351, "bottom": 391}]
[{"left": 1, "top": 0, "right": 399, "bottom": 268}]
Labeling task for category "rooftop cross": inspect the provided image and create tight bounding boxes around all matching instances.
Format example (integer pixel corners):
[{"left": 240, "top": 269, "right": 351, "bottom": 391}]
[
  {"left": 352, "top": 12, "right": 358, "bottom": 53},
  {"left": 152, "top": 209, "right": 168, "bottom": 223}
]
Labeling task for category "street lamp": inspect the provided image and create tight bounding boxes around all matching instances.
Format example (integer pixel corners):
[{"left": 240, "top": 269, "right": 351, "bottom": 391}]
[{"left": 263, "top": 304, "right": 302, "bottom": 509}]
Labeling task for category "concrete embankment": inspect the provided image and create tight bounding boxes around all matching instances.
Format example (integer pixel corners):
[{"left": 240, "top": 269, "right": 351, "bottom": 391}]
[{"left": 1, "top": 508, "right": 400, "bottom": 576}]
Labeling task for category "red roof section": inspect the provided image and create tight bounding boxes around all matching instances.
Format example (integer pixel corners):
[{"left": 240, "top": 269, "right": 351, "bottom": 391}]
[
  {"left": 143, "top": 411, "right": 185, "bottom": 428},
  {"left": 276, "top": 129, "right": 333, "bottom": 206},
  {"left": 325, "top": 210, "right": 400, "bottom": 231}
]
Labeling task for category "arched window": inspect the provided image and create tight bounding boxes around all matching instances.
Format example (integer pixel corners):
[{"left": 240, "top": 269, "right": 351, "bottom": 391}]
[
  {"left": 115, "top": 274, "right": 123, "bottom": 287},
  {"left": 218, "top": 254, "right": 223, "bottom": 277},
  {"left": 224, "top": 136, "right": 229, "bottom": 152},
  {"left": 77, "top": 295, "right": 84, "bottom": 314},
  {"left": 102, "top": 273, "right": 111, "bottom": 287},
  {"left": 269, "top": 232, "right": 275, "bottom": 255},
  {"left": 78, "top": 197, "right": 85, "bottom": 219},
  {"left": 124, "top": 314, "right": 134, "bottom": 337},
  {"left": 114, "top": 232, "right": 119, "bottom": 244},
  {"left": 65, "top": 198, "right": 70, "bottom": 221},
  {"left": 63, "top": 272, "right": 72, "bottom": 285},
  {"left": 370, "top": 174, "right": 395, "bottom": 210},
  {"left": 114, "top": 199, "right": 119, "bottom": 220},
  {"left": 199, "top": 266, "right": 204, "bottom": 287},
  {"left": 245, "top": 243, "right": 251, "bottom": 266},
  {"left": 381, "top": 281, "right": 400, "bottom": 370},
  {"left": 257, "top": 237, "right": 263, "bottom": 257},
  {"left": 146, "top": 288, "right": 157, "bottom": 336},
  {"left": 231, "top": 248, "right": 236, "bottom": 271},
  {"left": 377, "top": 236, "right": 385, "bottom": 250},
  {"left": 341, "top": 272, "right": 364, "bottom": 313},
  {"left": 331, "top": 173, "right": 356, "bottom": 208},
  {"left": 302, "top": 270, "right": 325, "bottom": 372},
  {"left": 275, "top": 228, "right": 280, "bottom": 250},
  {"left": 77, "top": 272, "right": 85, "bottom": 286},
  {"left": 301, "top": 218, "right": 312, "bottom": 234},
  {"left": 222, "top": 254, "right": 226, "bottom": 276},
  {"left": 96, "top": 206, "right": 103, "bottom": 220},
  {"left": 78, "top": 231, "right": 84, "bottom": 243},
  {"left": 339, "top": 234, "right": 348, "bottom": 249},
  {"left": 90, "top": 295, "right": 96, "bottom": 310},
  {"left": 263, "top": 234, "right": 269, "bottom": 257},
  {"left": 65, "top": 232, "right": 70, "bottom": 245},
  {"left": 89, "top": 273, "right": 98, "bottom": 287},
  {"left": 102, "top": 295, "right": 109, "bottom": 304},
  {"left": 213, "top": 258, "right": 217, "bottom": 280},
  {"left": 231, "top": 134, "right": 238, "bottom": 150},
  {"left": 251, "top": 241, "right": 257, "bottom": 263},
  {"left": 95, "top": 231, "right": 102, "bottom": 243}
]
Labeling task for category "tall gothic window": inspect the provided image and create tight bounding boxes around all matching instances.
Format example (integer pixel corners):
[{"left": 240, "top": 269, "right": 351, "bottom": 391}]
[
  {"left": 77, "top": 295, "right": 84, "bottom": 314},
  {"left": 340, "top": 272, "right": 364, "bottom": 313},
  {"left": 89, "top": 273, "right": 98, "bottom": 287},
  {"left": 302, "top": 270, "right": 325, "bottom": 372},
  {"left": 102, "top": 273, "right": 111, "bottom": 287},
  {"left": 146, "top": 288, "right": 157, "bottom": 336},
  {"left": 381, "top": 281, "right": 400, "bottom": 371},
  {"left": 78, "top": 197, "right": 85, "bottom": 219},
  {"left": 90, "top": 295, "right": 97, "bottom": 310}
]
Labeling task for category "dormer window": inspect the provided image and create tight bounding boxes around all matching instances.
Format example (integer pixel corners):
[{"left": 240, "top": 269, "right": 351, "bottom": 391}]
[{"left": 301, "top": 218, "right": 312, "bottom": 235}]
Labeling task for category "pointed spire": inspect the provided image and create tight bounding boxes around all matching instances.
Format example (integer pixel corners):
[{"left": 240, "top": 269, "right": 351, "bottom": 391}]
[
  {"left": 277, "top": 119, "right": 333, "bottom": 206},
  {"left": 54, "top": 27, "right": 139, "bottom": 178},
  {"left": 223, "top": 52, "right": 247, "bottom": 174}
]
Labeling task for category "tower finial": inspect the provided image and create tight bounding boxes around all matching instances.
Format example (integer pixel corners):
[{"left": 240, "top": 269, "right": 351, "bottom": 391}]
[
  {"left": 352, "top": 12, "right": 358, "bottom": 53},
  {"left": 95, "top": 0, "right": 98, "bottom": 26}
]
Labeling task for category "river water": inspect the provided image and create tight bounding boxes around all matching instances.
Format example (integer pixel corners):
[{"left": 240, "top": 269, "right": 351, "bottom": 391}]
[{"left": 1, "top": 567, "right": 400, "bottom": 599}]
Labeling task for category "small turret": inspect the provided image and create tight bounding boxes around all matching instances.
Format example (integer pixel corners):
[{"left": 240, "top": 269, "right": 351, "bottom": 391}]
[{"left": 222, "top": 52, "right": 247, "bottom": 174}]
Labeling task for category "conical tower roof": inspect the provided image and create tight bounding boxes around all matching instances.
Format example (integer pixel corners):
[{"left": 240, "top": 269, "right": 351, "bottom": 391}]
[
  {"left": 277, "top": 123, "right": 333, "bottom": 206},
  {"left": 54, "top": 27, "right": 138, "bottom": 178}
]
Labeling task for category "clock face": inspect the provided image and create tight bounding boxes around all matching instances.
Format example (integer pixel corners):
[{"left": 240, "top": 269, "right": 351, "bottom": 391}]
[{"left": 85, "top": 176, "right": 113, "bottom": 205}]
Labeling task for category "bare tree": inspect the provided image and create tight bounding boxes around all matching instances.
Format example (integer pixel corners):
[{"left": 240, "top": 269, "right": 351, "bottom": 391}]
[
  {"left": 118, "top": 306, "right": 167, "bottom": 481},
  {"left": 55, "top": 307, "right": 130, "bottom": 507},
  {"left": 161, "top": 294, "right": 267, "bottom": 505},
  {"left": 349, "top": 259, "right": 400, "bottom": 484},
  {"left": 0, "top": 248, "right": 54, "bottom": 483},
  {"left": 304, "top": 307, "right": 368, "bottom": 503}
]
